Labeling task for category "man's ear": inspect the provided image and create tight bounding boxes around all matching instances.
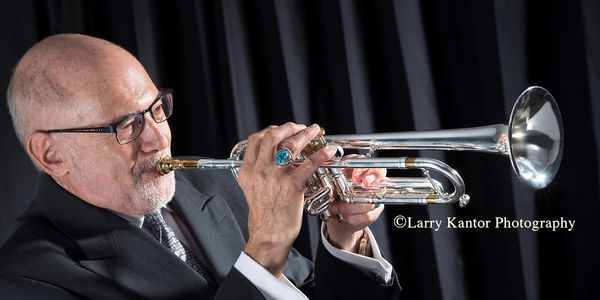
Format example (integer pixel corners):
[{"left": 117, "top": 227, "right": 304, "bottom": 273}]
[{"left": 27, "top": 132, "right": 69, "bottom": 176}]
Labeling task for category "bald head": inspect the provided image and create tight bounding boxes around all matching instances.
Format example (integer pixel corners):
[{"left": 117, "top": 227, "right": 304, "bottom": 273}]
[
  {"left": 7, "top": 34, "right": 153, "bottom": 148},
  {"left": 5, "top": 34, "right": 173, "bottom": 214}
]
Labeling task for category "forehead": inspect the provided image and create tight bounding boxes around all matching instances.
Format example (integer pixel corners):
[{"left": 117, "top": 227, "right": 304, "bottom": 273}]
[
  {"left": 81, "top": 62, "right": 158, "bottom": 124},
  {"left": 21, "top": 36, "right": 161, "bottom": 130},
  {"left": 100, "top": 88, "right": 159, "bottom": 124}
]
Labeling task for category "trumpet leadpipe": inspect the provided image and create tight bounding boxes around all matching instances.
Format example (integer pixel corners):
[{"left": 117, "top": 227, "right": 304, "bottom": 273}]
[
  {"left": 158, "top": 156, "right": 441, "bottom": 174},
  {"left": 156, "top": 156, "right": 243, "bottom": 174}
]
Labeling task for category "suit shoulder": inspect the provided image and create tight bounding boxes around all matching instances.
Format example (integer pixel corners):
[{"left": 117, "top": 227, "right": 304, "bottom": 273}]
[
  {"left": 0, "top": 275, "right": 83, "bottom": 299},
  {"left": 0, "top": 216, "right": 83, "bottom": 277},
  {"left": 174, "top": 163, "right": 249, "bottom": 235}
]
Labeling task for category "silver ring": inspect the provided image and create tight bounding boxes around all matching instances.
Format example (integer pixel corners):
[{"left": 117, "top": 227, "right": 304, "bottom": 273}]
[{"left": 275, "top": 148, "right": 293, "bottom": 167}]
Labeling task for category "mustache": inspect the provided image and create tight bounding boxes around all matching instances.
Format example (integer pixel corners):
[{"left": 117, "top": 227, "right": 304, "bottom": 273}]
[{"left": 133, "top": 154, "right": 167, "bottom": 178}]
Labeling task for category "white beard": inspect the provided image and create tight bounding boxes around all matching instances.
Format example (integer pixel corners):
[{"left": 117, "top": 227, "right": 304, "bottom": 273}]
[{"left": 124, "top": 171, "right": 175, "bottom": 213}]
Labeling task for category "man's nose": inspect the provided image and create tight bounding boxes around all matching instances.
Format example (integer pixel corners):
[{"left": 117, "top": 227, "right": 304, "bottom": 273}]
[{"left": 137, "top": 113, "right": 171, "bottom": 152}]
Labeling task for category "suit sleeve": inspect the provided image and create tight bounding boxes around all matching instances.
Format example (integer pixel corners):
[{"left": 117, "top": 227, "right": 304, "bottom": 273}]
[
  {"left": 307, "top": 239, "right": 401, "bottom": 300},
  {"left": 213, "top": 268, "right": 267, "bottom": 300},
  {"left": 0, "top": 276, "right": 84, "bottom": 300}
]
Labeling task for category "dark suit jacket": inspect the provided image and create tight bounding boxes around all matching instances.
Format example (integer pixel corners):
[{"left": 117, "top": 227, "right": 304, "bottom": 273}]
[{"left": 0, "top": 168, "right": 400, "bottom": 299}]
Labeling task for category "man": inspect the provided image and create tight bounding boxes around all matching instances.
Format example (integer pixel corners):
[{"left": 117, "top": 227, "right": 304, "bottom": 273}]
[{"left": 0, "top": 34, "right": 400, "bottom": 299}]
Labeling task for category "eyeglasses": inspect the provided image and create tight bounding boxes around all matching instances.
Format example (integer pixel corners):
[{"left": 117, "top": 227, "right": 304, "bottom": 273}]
[{"left": 44, "top": 88, "right": 173, "bottom": 145}]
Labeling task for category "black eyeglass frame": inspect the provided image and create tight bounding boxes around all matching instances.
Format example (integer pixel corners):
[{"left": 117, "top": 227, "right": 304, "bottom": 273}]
[{"left": 43, "top": 88, "right": 173, "bottom": 145}]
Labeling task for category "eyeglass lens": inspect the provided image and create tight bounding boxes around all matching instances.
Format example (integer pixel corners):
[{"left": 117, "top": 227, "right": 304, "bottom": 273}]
[{"left": 115, "top": 92, "right": 173, "bottom": 144}]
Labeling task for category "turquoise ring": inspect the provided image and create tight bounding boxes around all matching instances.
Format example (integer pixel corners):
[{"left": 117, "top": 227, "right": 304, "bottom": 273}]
[{"left": 275, "top": 148, "right": 293, "bottom": 167}]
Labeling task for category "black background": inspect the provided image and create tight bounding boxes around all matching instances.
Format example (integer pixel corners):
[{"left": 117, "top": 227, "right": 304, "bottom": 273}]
[{"left": 1, "top": 1, "right": 598, "bottom": 299}]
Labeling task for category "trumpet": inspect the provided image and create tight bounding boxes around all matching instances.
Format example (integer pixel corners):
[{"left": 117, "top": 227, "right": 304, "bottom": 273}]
[{"left": 157, "top": 86, "right": 563, "bottom": 216}]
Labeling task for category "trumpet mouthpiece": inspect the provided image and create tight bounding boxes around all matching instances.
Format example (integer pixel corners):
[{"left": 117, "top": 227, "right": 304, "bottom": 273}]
[
  {"left": 156, "top": 156, "right": 201, "bottom": 174},
  {"left": 156, "top": 156, "right": 175, "bottom": 175}
]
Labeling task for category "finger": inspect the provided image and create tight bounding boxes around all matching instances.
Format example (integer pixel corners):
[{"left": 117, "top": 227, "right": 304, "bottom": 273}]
[
  {"left": 328, "top": 202, "right": 376, "bottom": 215},
  {"left": 339, "top": 205, "right": 384, "bottom": 226},
  {"left": 256, "top": 122, "right": 306, "bottom": 167},
  {"left": 279, "top": 123, "right": 321, "bottom": 159},
  {"left": 355, "top": 168, "right": 387, "bottom": 185},
  {"left": 365, "top": 168, "right": 387, "bottom": 185},
  {"left": 293, "top": 144, "right": 337, "bottom": 183},
  {"left": 244, "top": 125, "right": 277, "bottom": 163},
  {"left": 350, "top": 168, "right": 368, "bottom": 183}
]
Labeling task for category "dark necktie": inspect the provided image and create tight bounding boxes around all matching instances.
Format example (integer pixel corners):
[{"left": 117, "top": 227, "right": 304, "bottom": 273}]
[{"left": 143, "top": 210, "right": 216, "bottom": 288}]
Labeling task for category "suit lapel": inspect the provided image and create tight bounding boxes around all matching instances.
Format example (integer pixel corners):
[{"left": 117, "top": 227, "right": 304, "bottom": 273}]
[
  {"left": 78, "top": 224, "right": 215, "bottom": 298},
  {"left": 37, "top": 175, "right": 214, "bottom": 298},
  {"left": 171, "top": 173, "right": 246, "bottom": 283}
]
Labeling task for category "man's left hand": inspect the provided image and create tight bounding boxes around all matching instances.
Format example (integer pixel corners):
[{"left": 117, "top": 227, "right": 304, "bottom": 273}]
[{"left": 325, "top": 158, "right": 387, "bottom": 254}]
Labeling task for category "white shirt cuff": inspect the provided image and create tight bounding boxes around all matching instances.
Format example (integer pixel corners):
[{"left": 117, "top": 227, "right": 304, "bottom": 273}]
[
  {"left": 321, "top": 223, "right": 393, "bottom": 283},
  {"left": 234, "top": 252, "right": 308, "bottom": 300}
]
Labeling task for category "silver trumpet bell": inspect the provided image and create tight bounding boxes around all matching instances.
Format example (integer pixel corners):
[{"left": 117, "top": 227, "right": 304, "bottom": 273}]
[{"left": 156, "top": 86, "right": 564, "bottom": 216}]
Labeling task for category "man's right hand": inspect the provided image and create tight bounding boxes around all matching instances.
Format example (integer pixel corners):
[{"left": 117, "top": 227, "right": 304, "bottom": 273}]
[{"left": 237, "top": 123, "right": 336, "bottom": 278}]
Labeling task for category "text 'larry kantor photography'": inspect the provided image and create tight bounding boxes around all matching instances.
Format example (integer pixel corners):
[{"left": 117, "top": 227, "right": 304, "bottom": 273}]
[{"left": 392, "top": 215, "right": 575, "bottom": 232}]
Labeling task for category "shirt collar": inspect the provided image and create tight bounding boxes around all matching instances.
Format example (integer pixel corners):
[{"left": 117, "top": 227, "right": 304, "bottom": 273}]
[
  {"left": 110, "top": 210, "right": 145, "bottom": 228},
  {"left": 109, "top": 204, "right": 175, "bottom": 228}
]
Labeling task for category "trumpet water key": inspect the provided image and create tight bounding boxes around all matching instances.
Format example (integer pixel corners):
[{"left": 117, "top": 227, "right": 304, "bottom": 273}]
[{"left": 156, "top": 86, "right": 564, "bottom": 216}]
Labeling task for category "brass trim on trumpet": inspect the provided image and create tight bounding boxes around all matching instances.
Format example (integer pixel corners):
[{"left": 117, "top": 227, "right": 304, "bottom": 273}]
[
  {"left": 405, "top": 157, "right": 417, "bottom": 169},
  {"left": 156, "top": 156, "right": 198, "bottom": 175},
  {"left": 301, "top": 127, "right": 327, "bottom": 157},
  {"left": 426, "top": 193, "right": 438, "bottom": 204}
]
